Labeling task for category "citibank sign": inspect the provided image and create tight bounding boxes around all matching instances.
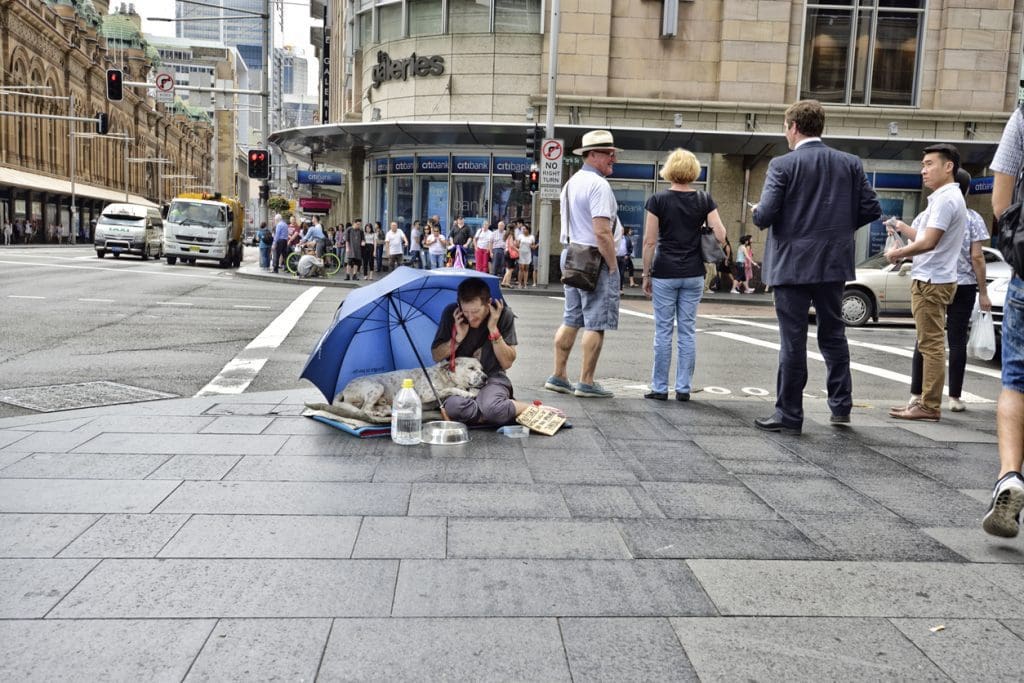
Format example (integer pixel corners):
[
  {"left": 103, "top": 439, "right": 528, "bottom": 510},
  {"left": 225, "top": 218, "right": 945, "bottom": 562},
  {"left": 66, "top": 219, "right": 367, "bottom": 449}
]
[{"left": 371, "top": 51, "right": 445, "bottom": 89}]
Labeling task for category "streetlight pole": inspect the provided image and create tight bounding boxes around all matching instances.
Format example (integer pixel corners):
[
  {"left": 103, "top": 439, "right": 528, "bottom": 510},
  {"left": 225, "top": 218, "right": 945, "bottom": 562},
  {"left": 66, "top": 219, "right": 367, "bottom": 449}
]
[
  {"left": 537, "top": 0, "right": 561, "bottom": 285},
  {"left": 69, "top": 91, "right": 77, "bottom": 243}
]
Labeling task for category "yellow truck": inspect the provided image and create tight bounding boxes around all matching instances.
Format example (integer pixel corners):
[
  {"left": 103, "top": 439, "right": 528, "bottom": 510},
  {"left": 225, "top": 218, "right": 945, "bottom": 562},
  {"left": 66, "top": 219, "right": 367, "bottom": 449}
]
[{"left": 162, "top": 192, "right": 245, "bottom": 268}]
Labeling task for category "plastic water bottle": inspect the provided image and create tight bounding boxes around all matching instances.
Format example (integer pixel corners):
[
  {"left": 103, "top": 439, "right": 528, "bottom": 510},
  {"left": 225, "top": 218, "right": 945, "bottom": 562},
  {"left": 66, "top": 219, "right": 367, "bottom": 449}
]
[{"left": 391, "top": 379, "right": 422, "bottom": 445}]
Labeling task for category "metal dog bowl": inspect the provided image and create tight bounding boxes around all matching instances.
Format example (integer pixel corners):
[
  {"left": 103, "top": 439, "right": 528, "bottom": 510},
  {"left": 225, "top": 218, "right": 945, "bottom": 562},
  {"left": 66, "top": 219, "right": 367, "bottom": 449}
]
[{"left": 421, "top": 420, "right": 469, "bottom": 445}]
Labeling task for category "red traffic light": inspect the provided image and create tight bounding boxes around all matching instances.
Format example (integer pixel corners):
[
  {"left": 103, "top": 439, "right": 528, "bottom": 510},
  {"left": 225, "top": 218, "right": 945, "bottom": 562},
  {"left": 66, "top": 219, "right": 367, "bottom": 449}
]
[
  {"left": 247, "top": 148, "right": 270, "bottom": 179},
  {"left": 106, "top": 69, "right": 123, "bottom": 101}
]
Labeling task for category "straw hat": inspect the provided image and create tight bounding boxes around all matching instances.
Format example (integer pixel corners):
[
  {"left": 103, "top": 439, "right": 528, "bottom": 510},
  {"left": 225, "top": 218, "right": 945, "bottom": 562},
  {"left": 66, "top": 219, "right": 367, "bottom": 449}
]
[{"left": 573, "top": 129, "right": 621, "bottom": 155}]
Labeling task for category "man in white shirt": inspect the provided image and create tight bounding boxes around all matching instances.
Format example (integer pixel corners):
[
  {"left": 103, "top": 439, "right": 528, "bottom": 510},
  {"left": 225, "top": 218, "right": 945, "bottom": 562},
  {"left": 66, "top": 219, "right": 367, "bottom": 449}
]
[
  {"left": 385, "top": 221, "right": 408, "bottom": 270},
  {"left": 885, "top": 143, "right": 967, "bottom": 422},
  {"left": 544, "top": 129, "right": 621, "bottom": 399},
  {"left": 474, "top": 222, "right": 494, "bottom": 273}
]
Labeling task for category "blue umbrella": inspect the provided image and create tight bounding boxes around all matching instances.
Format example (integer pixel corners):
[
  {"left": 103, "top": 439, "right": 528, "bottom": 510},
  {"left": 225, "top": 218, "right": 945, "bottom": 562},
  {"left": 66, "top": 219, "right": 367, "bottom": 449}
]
[{"left": 301, "top": 266, "right": 503, "bottom": 404}]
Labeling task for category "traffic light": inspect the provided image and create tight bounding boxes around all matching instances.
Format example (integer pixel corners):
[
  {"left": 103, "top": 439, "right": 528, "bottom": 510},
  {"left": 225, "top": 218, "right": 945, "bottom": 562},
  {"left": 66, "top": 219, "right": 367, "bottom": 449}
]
[
  {"left": 247, "top": 148, "right": 269, "bottom": 179},
  {"left": 259, "top": 183, "right": 270, "bottom": 200},
  {"left": 525, "top": 125, "right": 539, "bottom": 162},
  {"left": 528, "top": 168, "right": 540, "bottom": 193},
  {"left": 106, "top": 69, "right": 123, "bottom": 101},
  {"left": 95, "top": 112, "right": 109, "bottom": 135}
]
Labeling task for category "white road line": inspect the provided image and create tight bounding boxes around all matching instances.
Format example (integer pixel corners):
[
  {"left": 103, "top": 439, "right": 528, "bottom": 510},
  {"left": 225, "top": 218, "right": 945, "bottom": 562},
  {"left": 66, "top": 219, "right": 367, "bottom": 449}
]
[
  {"left": 233, "top": 305, "right": 271, "bottom": 310},
  {"left": 702, "top": 314, "right": 1002, "bottom": 380},
  {"left": 7, "top": 295, "right": 45, "bottom": 299},
  {"left": 707, "top": 330, "right": 992, "bottom": 402},
  {"left": 0, "top": 259, "right": 226, "bottom": 279},
  {"left": 78, "top": 298, "right": 115, "bottom": 303},
  {"left": 156, "top": 301, "right": 194, "bottom": 307},
  {"left": 196, "top": 286, "right": 325, "bottom": 396}
]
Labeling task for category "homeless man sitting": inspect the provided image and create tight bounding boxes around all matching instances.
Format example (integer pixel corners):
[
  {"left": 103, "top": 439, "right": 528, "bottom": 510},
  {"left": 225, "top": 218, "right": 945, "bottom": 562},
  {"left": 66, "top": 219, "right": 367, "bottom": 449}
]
[{"left": 430, "top": 277, "right": 535, "bottom": 425}]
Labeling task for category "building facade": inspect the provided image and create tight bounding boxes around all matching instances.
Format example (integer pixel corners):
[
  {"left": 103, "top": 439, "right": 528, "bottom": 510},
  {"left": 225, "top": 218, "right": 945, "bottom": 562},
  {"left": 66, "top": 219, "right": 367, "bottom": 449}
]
[
  {"left": 0, "top": 0, "right": 212, "bottom": 241},
  {"left": 273, "top": 0, "right": 1021, "bottom": 276}
]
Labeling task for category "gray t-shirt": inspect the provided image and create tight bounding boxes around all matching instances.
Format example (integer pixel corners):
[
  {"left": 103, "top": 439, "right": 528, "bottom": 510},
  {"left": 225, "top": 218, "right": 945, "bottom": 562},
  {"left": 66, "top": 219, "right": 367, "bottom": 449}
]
[
  {"left": 956, "top": 209, "right": 990, "bottom": 285},
  {"left": 991, "top": 108, "right": 1024, "bottom": 177},
  {"left": 910, "top": 182, "right": 967, "bottom": 285}
]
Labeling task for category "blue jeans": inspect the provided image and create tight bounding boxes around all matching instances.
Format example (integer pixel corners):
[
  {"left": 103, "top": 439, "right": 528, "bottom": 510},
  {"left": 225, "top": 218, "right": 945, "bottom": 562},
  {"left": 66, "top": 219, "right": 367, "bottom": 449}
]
[
  {"left": 258, "top": 245, "right": 270, "bottom": 269},
  {"left": 1003, "top": 274, "right": 1024, "bottom": 393},
  {"left": 650, "top": 276, "right": 704, "bottom": 393},
  {"left": 430, "top": 252, "right": 445, "bottom": 269}
]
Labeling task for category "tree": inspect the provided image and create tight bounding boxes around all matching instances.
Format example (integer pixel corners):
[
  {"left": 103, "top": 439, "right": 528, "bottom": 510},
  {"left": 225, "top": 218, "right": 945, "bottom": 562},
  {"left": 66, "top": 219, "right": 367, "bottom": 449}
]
[{"left": 267, "top": 196, "right": 291, "bottom": 221}]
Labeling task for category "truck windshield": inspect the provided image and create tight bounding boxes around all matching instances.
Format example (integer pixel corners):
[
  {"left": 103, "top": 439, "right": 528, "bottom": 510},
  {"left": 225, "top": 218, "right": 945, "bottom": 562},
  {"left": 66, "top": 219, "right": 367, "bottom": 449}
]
[{"left": 168, "top": 202, "right": 225, "bottom": 227}]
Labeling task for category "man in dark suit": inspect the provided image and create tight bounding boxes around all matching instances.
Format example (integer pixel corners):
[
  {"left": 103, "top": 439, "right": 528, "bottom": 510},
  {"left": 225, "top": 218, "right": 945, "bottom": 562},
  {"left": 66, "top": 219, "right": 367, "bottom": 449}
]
[{"left": 751, "top": 100, "right": 882, "bottom": 434}]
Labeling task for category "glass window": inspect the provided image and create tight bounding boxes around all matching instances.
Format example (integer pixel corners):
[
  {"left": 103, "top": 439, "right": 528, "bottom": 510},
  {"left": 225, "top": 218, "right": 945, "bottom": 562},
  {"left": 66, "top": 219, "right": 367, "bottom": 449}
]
[
  {"left": 409, "top": 0, "right": 443, "bottom": 36},
  {"left": 491, "top": 177, "right": 532, "bottom": 225},
  {"left": 495, "top": 0, "right": 540, "bottom": 33},
  {"left": 451, "top": 176, "right": 489, "bottom": 226},
  {"left": 393, "top": 176, "right": 414, "bottom": 232},
  {"left": 801, "top": 1, "right": 923, "bottom": 106},
  {"left": 378, "top": 2, "right": 403, "bottom": 42},
  {"left": 358, "top": 12, "right": 373, "bottom": 49},
  {"left": 419, "top": 177, "right": 449, "bottom": 232},
  {"left": 449, "top": 0, "right": 491, "bottom": 33}
]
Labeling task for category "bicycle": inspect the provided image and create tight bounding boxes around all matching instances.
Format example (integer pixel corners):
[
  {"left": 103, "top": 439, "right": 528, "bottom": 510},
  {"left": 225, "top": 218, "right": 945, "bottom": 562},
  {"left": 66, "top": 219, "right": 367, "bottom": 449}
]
[{"left": 285, "top": 242, "right": 342, "bottom": 277}]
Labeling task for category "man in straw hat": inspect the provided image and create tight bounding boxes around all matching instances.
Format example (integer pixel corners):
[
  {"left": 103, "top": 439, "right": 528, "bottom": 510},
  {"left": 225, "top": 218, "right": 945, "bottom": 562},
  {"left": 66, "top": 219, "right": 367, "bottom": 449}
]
[{"left": 544, "top": 129, "right": 622, "bottom": 398}]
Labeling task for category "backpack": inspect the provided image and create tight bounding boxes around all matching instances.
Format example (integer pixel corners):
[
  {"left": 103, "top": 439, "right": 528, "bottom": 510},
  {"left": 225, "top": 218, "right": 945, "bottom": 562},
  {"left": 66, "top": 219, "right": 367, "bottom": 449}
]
[
  {"left": 260, "top": 229, "right": 273, "bottom": 246},
  {"left": 998, "top": 106, "right": 1024, "bottom": 276}
]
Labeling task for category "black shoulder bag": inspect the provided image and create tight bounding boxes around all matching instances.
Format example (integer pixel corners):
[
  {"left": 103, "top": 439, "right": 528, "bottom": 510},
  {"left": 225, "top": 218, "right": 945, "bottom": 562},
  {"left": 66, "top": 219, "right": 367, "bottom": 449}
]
[
  {"left": 697, "top": 191, "right": 726, "bottom": 264},
  {"left": 560, "top": 185, "right": 603, "bottom": 292}
]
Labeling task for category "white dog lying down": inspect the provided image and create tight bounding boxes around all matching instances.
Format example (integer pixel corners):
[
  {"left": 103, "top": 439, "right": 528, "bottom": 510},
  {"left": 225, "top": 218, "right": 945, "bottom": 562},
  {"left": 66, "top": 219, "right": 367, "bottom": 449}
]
[{"left": 333, "top": 357, "right": 487, "bottom": 421}]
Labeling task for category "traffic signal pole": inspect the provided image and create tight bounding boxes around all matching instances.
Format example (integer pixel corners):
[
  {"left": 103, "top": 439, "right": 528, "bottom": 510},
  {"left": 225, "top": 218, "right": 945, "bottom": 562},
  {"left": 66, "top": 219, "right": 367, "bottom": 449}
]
[{"left": 537, "top": 0, "right": 560, "bottom": 286}]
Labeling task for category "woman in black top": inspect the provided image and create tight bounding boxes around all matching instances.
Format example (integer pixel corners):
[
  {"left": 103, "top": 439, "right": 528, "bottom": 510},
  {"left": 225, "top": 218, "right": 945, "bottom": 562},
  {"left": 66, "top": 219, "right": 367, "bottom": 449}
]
[{"left": 641, "top": 148, "right": 727, "bottom": 401}]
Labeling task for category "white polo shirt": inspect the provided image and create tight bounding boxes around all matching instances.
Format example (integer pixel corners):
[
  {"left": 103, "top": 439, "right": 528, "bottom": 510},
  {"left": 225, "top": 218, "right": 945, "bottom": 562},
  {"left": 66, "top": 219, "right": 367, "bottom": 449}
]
[
  {"left": 559, "top": 165, "right": 617, "bottom": 247},
  {"left": 910, "top": 181, "right": 967, "bottom": 285},
  {"left": 474, "top": 227, "right": 494, "bottom": 250}
]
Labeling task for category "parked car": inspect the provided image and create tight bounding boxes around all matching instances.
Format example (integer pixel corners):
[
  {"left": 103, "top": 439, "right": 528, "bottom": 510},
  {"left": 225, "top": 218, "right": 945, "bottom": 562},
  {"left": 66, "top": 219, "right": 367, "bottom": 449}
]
[{"left": 841, "top": 247, "right": 1012, "bottom": 327}]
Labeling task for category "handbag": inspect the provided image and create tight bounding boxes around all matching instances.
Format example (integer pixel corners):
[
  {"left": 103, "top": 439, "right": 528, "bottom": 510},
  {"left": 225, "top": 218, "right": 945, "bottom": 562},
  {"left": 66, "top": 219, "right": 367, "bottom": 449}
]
[
  {"left": 696, "top": 191, "right": 725, "bottom": 264},
  {"left": 559, "top": 185, "right": 602, "bottom": 292}
]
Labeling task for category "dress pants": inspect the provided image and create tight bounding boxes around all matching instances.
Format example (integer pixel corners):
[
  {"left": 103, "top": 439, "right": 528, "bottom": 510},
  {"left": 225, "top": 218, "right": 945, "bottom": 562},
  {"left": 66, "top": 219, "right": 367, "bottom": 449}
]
[{"left": 772, "top": 282, "right": 852, "bottom": 427}]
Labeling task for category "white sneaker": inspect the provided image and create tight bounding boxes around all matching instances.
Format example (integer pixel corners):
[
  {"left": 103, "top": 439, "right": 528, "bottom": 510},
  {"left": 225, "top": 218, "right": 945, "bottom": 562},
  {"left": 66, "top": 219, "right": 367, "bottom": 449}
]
[
  {"left": 983, "top": 474, "right": 1024, "bottom": 538},
  {"left": 949, "top": 397, "right": 966, "bottom": 412}
]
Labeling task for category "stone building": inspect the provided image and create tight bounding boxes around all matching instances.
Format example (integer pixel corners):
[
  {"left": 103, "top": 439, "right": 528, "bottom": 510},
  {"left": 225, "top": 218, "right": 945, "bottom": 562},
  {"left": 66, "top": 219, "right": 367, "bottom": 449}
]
[
  {"left": 274, "top": 0, "right": 1021, "bottom": 277},
  {"left": 0, "top": 0, "right": 212, "bottom": 241}
]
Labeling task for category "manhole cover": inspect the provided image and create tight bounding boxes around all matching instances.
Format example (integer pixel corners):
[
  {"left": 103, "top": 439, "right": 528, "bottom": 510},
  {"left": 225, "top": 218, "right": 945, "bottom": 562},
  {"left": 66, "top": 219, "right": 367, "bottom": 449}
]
[{"left": 0, "top": 381, "right": 178, "bottom": 412}]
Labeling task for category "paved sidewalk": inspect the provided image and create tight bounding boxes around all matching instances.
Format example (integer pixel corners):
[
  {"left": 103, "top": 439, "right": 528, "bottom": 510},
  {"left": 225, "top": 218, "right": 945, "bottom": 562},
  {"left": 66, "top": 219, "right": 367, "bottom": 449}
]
[{"left": 0, "top": 385, "right": 1016, "bottom": 680}]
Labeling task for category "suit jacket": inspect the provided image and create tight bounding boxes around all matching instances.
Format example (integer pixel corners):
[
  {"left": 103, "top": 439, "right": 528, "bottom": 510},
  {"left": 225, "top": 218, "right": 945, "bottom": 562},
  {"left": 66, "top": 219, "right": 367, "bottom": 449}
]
[{"left": 752, "top": 141, "right": 881, "bottom": 286}]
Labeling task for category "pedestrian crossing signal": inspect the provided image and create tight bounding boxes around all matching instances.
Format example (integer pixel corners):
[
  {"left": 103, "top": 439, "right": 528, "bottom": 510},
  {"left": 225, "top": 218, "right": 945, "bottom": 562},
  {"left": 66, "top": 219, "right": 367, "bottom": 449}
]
[
  {"left": 248, "top": 149, "right": 270, "bottom": 179},
  {"left": 96, "top": 113, "right": 109, "bottom": 135},
  {"left": 106, "top": 69, "right": 123, "bottom": 101},
  {"left": 528, "top": 169, "right": 539, "bottom": 193}
]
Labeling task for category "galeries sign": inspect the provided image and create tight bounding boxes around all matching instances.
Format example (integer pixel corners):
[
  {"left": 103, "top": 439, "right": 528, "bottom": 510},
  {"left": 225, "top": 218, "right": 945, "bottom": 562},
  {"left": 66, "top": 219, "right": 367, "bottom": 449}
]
[{"left": 371, "top": 51, "right": 445, "bottom": 89}]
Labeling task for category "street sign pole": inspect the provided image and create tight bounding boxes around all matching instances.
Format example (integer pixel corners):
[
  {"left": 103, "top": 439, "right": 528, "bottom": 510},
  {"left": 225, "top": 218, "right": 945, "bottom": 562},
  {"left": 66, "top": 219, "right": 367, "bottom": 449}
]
[{"left": 537, "top": 0, "right": 561, "bottom": 285}]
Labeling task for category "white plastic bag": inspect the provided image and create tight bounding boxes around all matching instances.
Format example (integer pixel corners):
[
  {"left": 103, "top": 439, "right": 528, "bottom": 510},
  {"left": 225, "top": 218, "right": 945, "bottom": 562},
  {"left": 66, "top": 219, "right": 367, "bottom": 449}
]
[{"left": 967, "top": 310, "right": 996, "bottom": 361}]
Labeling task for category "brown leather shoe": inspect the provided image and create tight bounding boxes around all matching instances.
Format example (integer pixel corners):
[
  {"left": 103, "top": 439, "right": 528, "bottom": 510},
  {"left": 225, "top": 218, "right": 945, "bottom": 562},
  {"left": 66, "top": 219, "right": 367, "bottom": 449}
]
[
  {"left": 889, "top": 397, "right": 922, "bottom": 415},
  {"left": 890, "top": 404, "right": 940, "bottom": 422}
]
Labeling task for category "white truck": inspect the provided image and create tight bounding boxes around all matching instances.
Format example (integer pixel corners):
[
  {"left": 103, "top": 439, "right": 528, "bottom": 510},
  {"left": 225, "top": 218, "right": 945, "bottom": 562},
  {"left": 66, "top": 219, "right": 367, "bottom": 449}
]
[
  {"left": 94, "top": 203, "right": 164, "bottom": 260},
  {"left": 162, "top": 192, "right": 245, "bottom": 268}
]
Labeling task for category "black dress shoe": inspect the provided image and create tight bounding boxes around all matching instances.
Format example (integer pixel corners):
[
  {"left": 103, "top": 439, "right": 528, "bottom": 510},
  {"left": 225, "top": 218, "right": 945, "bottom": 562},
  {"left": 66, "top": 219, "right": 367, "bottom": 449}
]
[
  {"left": 754, "top": 416, "right": 801, "bottom": 435},
  {"left": 675, "top": 392, "right": 690, "bottom": 401},
  {"left": 830, "top": 414, "right": 851, "bottom": 425},
  {"left": 644, "top": 391, "right": 668, "bottom": 401}
]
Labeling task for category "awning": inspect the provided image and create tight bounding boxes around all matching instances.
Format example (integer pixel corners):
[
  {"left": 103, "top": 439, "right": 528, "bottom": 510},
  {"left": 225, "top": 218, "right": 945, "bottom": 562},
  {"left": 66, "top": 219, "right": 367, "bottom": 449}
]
[
  {"left": 269, "top": 120, "right": 1001, "bottom": 166},
  {"left": 0, "top": 166, "right": 158, "bottom": 208}
]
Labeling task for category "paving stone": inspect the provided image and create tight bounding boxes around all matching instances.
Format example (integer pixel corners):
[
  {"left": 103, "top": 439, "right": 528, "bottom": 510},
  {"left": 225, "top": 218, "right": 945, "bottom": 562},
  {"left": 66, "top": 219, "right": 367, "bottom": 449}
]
[
  {"left": 0, "top": 430, "right": 30, "bottom": 449},
  {"left": 392, "top": 559, "right": 716, "bottom": 617},
  {"left": 351, "top": 516, "right": 446, "bottom": 559},
  {"left": 841, "top": 474, "right": 984, "bottom": 527},
  {"left": 618, "top": 519, "right": 827, "bottom": 560},
  {"left": 514, "top": 426, "right": 610, "bottom": 452},
  {"left": 77, "top": 416, "right": 217, "bottom": 433},
  {"left": 890, "top": 618, "right": 1024, "bottom": 681},
  {"left": 720, "top": 459, "right": 829, "bottom": 476},
  {"left": 896, "top": 421, "right": 998, "bottom": 443},
  {"left": 783, "top": 513, "right": 965, "bottom": 562},
  {"left": 736, "top": 475, "right": 890, "bottom": 517},
  {"left": 0, "top": 558, "right": 97, "bottom": 617},
  {"left": 970, "top": 565, "right": 1024, "bottom": 604},
  {"left": 586, "top": 410, "right": 685, "bottom": 441},
  {"left": 319, "top": 618, "right": 570, "bottom": 681},
  {"left": 264, "top": 415, "right": 342, "bottom": 434},
  {"left": 0, "top": 513, "right": 99, "bottom": 558},
  {"left": 560, "top": 617, "right": 697, "bottom": 681},
  {"left": 0, "top": 479, "right": 181, "bottom": 514},
  {"left": 447, "top": 519, "right": 632, "bottom": 559},
  {"left": 50, "top": 559, "right": 398, "bottom": 618},
  {"left": 560, "top": 485, "right": 649, "bottom": 518},
  {"left": 59, "top": 514, "right": 190, "bottom": 558},
  {"left": 869, "top": 445, "right": 996, "bottom": 489},
  {"left": 923, "top": 527, "right": 1024, "bottom": 563},
  {"left": 275, "top": 433, "right": 384, "bottom": 456},
  {"left": 442, "top": 458, "right": 534, "bottom": 483},
  {"left": 408, "top": 483, "right": 569, "bottom": 517},
  {"left": 0, "top": 619, "right": 214, "bottom": 682},
  {"left": 225, "top": 454, "right": 379, "bottom": 482},
  {"left": 641, "top": 481, "right": 780, "bottom": 520},
  {"left": 0, "top": 450, "right": 29, "bottom": 470},
  {"left": 996, "top": 619, "right": 1024, "bottom": 643},
  {"left": 688, "top": 560, "right": 1011, "bottom": 617},
  {"left": 3, "top": 417, "right": 95, "bottom": 432},
  {"left": 370, "top": 455, "right": 447, "bottom": 482},
  {"left": 185, "top": 618, "right": 331, "bottom": 682},
  {"left": 671, "top": 617, "right": 947, "bottom": 680},
  {"left": 524, "top": 450, "right": 638, "bottom": 485},
  {"left": 692, "top": 434, "right": 801, "bottom": 461},
  {"left": 146, "top": 454, "right": 242, "bottom": 480},
  {"left": 614, "top": 442, "right": 737, "bottom": 483},
  {"left": 205, "top": 402, "right": 284, "bottom": 417},
  {"left": 1, "top": 431, "right": 99, "bottom": 453},
  {"left": 74, "top": 433, "right": 287, "bottom": 455},
  {"left": 199, "top": 415, "right": 275, "bottom": 434},
  {"left": 159, "top": 514, "right": 361, "bottom": 558},
  {"left": 0, "top": 453, "right": 170, "bottom": 479},
  {"left": 155, "top": 481, "right": 410, "bottom": 515}
]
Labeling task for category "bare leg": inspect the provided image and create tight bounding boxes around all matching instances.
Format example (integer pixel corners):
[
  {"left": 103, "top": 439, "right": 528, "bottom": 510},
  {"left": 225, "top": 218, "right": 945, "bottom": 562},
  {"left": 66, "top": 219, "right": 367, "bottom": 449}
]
[
  {"left": 579, "top": 330, "right": 605, "bottom": 385},
  {"left": 997, "top": 388, "right": 1024, "bottom": 477},
  {"left": 552, "top": 324, "right": 578, "bottom": 381}
]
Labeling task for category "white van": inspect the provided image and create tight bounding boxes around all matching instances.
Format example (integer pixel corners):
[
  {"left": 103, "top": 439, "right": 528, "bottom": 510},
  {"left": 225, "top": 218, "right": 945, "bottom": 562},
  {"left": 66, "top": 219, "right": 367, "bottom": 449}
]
[{"left": 95, "top": 203, "right": 164, "bottom": 260}]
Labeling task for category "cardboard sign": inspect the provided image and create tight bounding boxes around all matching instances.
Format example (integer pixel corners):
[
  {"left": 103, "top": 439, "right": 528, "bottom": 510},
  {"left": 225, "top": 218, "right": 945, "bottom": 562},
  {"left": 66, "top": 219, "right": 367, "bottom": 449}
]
[{"left": 516, "top": 405, "right": 566, "bottom": 436}]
